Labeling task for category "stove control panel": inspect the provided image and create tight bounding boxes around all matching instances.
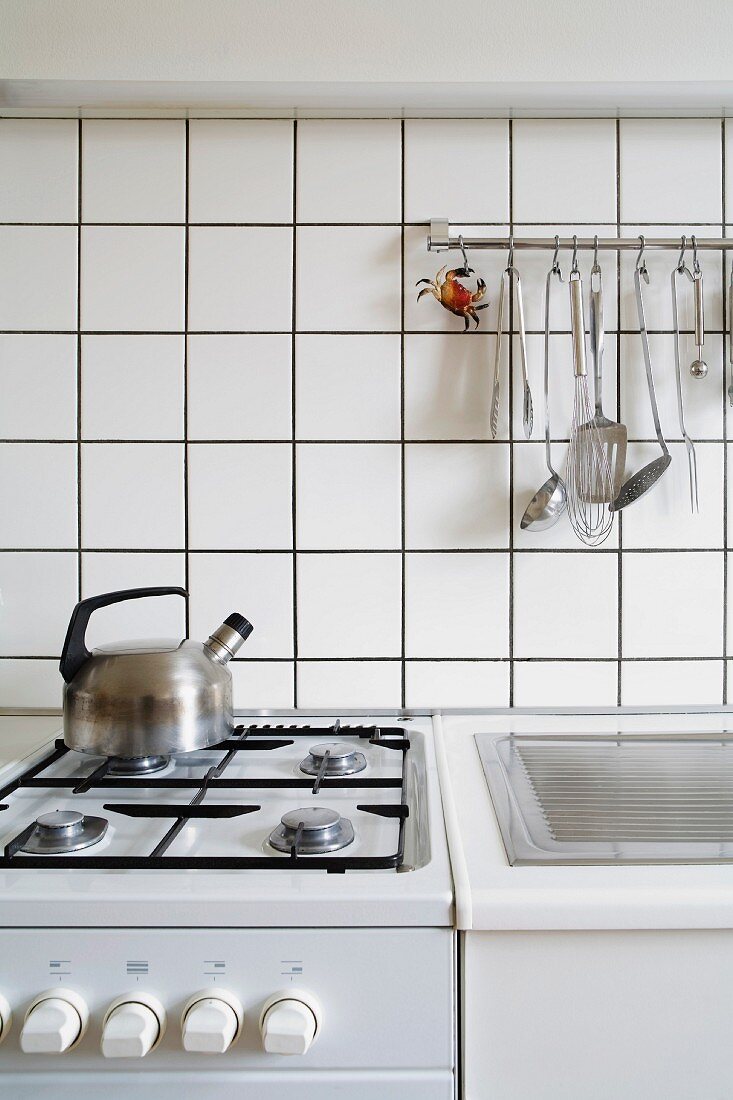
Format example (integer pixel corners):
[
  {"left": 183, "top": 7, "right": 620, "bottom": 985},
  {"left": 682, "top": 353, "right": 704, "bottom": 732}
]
[
  {"left": 260, "top": 990, "right": 321, "bottom": 1055},
  {"left": 19, "top": 989, "right": 88, "bottom": 1054},
  {"left": 101, "top": 993, "right": 165, "bottom": 1059},
  {"left": 181, "top": 988, "right": 242, "bottom": 1054},
  {"left": 0, "top": 928, "right": 453, "bottom": 1072}
]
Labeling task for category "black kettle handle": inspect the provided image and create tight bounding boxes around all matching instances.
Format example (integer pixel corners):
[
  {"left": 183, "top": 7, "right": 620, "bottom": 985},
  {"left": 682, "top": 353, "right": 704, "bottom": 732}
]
[{"left": 59, "top": 587, "right": 187, "bottom": 684}]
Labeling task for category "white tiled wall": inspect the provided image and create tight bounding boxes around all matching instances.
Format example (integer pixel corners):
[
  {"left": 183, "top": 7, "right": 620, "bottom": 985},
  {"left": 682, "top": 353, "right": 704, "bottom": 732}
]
[{"left": 0, "top": 115, "right": 731, "bottom": 710}]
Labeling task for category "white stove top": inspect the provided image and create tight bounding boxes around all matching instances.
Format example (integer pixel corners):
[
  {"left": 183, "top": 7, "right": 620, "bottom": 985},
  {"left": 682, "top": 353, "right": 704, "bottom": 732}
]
[{"left": 0, "top": 714, "right": 453, "bottom": 928}]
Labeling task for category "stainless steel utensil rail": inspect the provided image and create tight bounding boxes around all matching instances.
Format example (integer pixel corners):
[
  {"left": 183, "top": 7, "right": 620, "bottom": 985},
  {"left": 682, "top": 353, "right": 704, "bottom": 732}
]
[{"left": 428, "top": 220, "right": 733, "bottom": 253}]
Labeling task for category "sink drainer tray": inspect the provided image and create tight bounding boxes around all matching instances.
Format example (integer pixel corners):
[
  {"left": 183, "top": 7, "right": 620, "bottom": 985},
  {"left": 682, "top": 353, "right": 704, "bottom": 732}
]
[{"left": 476, "top": 732, "right": 733, "bottom": 865}]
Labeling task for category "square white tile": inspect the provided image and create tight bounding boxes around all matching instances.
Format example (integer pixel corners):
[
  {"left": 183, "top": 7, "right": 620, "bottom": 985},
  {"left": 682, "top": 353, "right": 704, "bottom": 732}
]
[
  {"left": 188, "top": 443, "right": 292, "bottom": 550},
  {"left": 81, "top": 443, "right": 184, "bottom": 549},
  {"left": 0, "top": 335, "right": 77, "bottom": 439},
  {"left": 509, "top": 225, "right": 620, "bottom": 333},
  {"left": 622, "top": 659, "right": 723, "bottom": 706},
  {"left": 404, "top": 660, "right": 509, "bottom": 708},
  {"left": 231, "top": 661, "right": 294, "bottom": 709},
  {"left": 297, "top": 120, "right": 401, "bottom": 223},
  {"left": 512, "top": 441, "right": 620, "bottom": 550},
  {"left": 0, "top": 119, "right": 78, "bottom": 222},
  {"left": 0, "top": 227, "right": 77, "bottom": 330},
  {"left": 618, "top": 225, "right": 723, "bottom": 331},
  {"left": 511, "top": 333, "right": 618, "bottom": 442},
  {"left": 297, "top": 553, "right": 401, "bottom": 658},
  {"left": 82, "top": 335, "right": 184, "bottom": 439},
  {"left": 188, "top": 552, "right": 293, "bottom": 659},
  {"left": 403, "top": 223, "right": 508, "bottom": 333},
  {"left": 81, "top": 227, "right": 184, "bottom": 332},
  {"left": 296, "top": 443, "right": 400, "bottom": 551},
  {"left": 188, "top": 120, "right": 293, "bottom": 223},
  {"left": 405, "top": 443, "right": 509, "bottom": 549},
  {"left": 15, "top": 459, "right": 74, "bottom": 577},
  {"left": 404, "top": 120, "right": 509, "bottom": 222},
  {"left": 0, "top": 552, "right": 78, "bottom": 655},
  {"left": 620, "top": 119, "right": 722, "bottom": 222},
  {"left": 513, "top": 661, "right": 618, "bottom": 707},
  {"left": 620, "top": 333, "right": 723, "bottom": 442},
  {"left": 296, "top": 226, "right": 400, "bottom": 332},
  {"left": 405, "top": 552, "right": 509, "bottom": 658},
  {"left": 514, "top": 552, "right": 618, "bottom": 658},
  {"left": 188, "top": 335, "right": 292, "bottom": 440},
  {"left": 0, "top": 659, "right": 62, "bottom": 708},
  {"left": 624, "top": 551, "right": 723, "bottom": 658},
  {"left": 622, "top": 442, "right": 722, "bottom": 549},
  {"left": 81, "top": 552, "right": 186, "bottom": 648},
  {"left": 0, "top": 443, "right": 77, "bottom": 549},
  {"left": 188, "top": 226, "right": 292, "bottom": 332},
  {"left": 404, "top": 333, "right": 504, "bottom": 440},
  {"left": 295, "top": 335, "right": 401, "bottom": 440},
  {"left": 512, "top": 120, "right": 617, "bottom": 222},
  {"left": 82, "top": 120, "right": 185, "bottom": 223},
  {"left": 297, "top": 661, "right": 402, "bottom": 709}
]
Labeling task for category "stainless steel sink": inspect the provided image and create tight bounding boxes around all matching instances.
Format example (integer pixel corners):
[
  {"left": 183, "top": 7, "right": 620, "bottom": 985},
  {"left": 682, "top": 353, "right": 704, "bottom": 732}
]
[{"left": 476, "top": 732, "right": 733, "bottom": 865}]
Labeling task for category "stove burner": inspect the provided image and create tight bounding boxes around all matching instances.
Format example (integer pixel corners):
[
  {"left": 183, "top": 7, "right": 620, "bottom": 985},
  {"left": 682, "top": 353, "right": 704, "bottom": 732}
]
[
  {"left": 268, "top": 806, "right": 355, "bottom": 855},
  {"left": 107, "top": 755, "right": 171, "bottom": 776},
  {"left": 20, "top": 810, "right": 108, "bottom": 855},
  {"left": 299, "top": 742, "right": 367, "bottom": 778}
]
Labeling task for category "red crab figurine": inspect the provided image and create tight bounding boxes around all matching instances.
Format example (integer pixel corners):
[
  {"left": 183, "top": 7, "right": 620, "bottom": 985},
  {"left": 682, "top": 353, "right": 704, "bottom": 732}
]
[{"left": 416, "top": 265, "right": 488, "bottom": 330}]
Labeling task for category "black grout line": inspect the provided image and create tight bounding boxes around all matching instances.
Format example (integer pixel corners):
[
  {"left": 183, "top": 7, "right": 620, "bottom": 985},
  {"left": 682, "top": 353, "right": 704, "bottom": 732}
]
[
  {"left": 507, "top": 118, "right": 515, "bottom": 706},
  {"left": 183, "top": 120, "right": 191, "bottom": 636},
  {"left": 291, "top": 120, "right": 299, "bottom": 708},
  {"left": 722, "top": 117, "right": 728, "bottom": 705},
  {"left": 1, "top": 437, "right": 730, "bottom": 445},
  {"left": 400, "top": 119, "right": 407, "bottom": 709},
  {"left": 0, "top": 547, "right": 729, "bottom": 554},
  {"left": 3, "top": 654, "right": 727, "bottom": 664},
  {"left": 2, "top": 329, "right": 731, "bottom": 336},
  {"left": 616, "top": 117, "right": 623, "bottom": 706},
  {"left": 75, "top": 119, "right": 82, "bottom": 601}
]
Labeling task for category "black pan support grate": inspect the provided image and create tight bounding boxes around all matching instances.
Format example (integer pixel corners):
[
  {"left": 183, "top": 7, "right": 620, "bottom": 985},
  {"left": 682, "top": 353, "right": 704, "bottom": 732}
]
[{"left": 0, "top": 723, "right": 410, "bottom": 873}]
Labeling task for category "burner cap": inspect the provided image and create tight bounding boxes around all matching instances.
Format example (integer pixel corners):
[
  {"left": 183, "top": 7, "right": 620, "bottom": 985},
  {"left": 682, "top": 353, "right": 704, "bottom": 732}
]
[
  {"left": 21, "top": 810, "right": 108, "bottom": 855},
  {"left": 107, "top": 755, "right": 171, "bottom": 776},
  {"left": 269, "top": 806, "right": 355, "bottom": 855},
  {"left": 299, "top": 742, "right": 367, "bottom": 777}
]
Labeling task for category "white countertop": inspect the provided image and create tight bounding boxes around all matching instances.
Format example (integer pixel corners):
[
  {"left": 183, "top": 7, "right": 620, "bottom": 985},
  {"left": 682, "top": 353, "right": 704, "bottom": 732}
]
[
  {"left": 435, "top": 708, "right": 733, "bottom": 931},
  {"left": 0, "top": 714, "right": 60, "bottom": 780}
]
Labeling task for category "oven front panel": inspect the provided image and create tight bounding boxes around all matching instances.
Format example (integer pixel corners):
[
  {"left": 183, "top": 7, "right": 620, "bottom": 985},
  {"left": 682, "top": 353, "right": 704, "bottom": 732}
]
[{"left": 0, "top": 927, "right": 454, "bottom": 1077}]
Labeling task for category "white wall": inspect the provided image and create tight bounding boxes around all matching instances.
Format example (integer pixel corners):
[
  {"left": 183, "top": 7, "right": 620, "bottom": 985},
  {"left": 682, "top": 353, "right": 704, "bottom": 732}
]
[
  {"left": 1, "top": 114, "right": 731, "bottom": 712},
  {"left": 2, "top": 1, "right": 733, "bottom": 111}
]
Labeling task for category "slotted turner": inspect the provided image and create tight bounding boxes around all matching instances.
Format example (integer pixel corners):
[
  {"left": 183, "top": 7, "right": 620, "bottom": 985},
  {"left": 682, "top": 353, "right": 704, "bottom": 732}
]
[{"left": 580, "top": 261, "right": 626, "bottom": 501}]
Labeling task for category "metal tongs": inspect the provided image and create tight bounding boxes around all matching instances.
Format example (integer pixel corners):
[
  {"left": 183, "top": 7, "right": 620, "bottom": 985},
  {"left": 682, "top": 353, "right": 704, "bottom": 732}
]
[
  {"left": 671, "top": 237, "right": 699, "bottom": 513},
  {"left": 490, "top": 238, "right": 533, "bottom": 439}
]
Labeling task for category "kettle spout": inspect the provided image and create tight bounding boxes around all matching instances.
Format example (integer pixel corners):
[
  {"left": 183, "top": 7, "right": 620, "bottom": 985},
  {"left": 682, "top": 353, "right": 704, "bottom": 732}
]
[{"left": 204, "top": 613, "right": 254, "bottom": 664}]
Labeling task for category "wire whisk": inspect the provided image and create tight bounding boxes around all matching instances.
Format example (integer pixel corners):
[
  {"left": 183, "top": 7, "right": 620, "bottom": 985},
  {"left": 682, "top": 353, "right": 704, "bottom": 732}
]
[{"left": 565, "top": 258, "right": 614, "bottom": 546}]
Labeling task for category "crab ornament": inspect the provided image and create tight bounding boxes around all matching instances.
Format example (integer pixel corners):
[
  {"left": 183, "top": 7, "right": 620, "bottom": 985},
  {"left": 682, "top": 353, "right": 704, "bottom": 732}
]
[{"left": 416, "top": 265, "right": 488, "bottom": 330}]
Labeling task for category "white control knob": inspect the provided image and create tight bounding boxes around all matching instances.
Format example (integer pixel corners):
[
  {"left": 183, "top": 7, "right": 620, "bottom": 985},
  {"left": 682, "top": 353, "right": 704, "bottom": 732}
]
[
  {"left": 181, "top": 988, "right": 242, "bottom": 1054},
  {"left": 101, "top": 994, "right": 165, "bottom": 1059},
  {"left": 260, "top": 990, "right": 321, "bottom": 1056},
  {"left": 0, "top": 992, "right": 11, "bottom": 1043},
  {"left": 21, "top": 989, "right": 88, "bottom": 1054}
]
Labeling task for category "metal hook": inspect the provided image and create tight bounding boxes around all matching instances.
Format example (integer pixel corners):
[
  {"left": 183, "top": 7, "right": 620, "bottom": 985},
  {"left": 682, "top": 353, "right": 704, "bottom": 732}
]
[
  {"left": 571, "top": 234, "right": 579, "bottom": 273},
  {"left": 592, "top": 234, "right": 600, "bottom": 272},
  {"left": 551, "top": 234, "right": 563, "bottom": 280},
  {"left": 507, "top": 232, "right": 515, "bottom": 270},
  {"left": 677, "top": 234, "right": 688, "bottom": 272},
  {"left": 691, "top": 234, "right": 701, "bottom": 274},
  {"left": 457, "top": 234, "right": 473, "bottom": 274}
]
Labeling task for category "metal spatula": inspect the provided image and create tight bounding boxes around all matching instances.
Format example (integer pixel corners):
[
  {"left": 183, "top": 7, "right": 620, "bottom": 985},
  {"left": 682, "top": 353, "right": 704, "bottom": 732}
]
[{"left": 580, "top": 260, "right": 626, "bottom": 502}]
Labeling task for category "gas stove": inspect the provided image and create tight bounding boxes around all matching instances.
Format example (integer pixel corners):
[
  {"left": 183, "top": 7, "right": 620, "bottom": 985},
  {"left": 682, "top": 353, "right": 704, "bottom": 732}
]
[
  {"left": 0, "top": 713, "right": 454, "bottom": 1100},
  {"left": 0, "top": 720, "right": 413, "bottom": 872}
]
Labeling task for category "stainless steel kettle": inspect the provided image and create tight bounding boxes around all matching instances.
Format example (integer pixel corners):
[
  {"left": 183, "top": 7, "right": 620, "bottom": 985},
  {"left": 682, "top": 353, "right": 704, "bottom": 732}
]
[{"left": 60, "top": 587, "right": 253, "bottom": 762}]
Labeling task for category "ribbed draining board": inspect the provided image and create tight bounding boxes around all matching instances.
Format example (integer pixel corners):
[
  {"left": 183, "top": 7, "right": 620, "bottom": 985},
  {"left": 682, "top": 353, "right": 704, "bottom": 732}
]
[{"left": 476, "top": 733, "right": 733, "bottom": 865}]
